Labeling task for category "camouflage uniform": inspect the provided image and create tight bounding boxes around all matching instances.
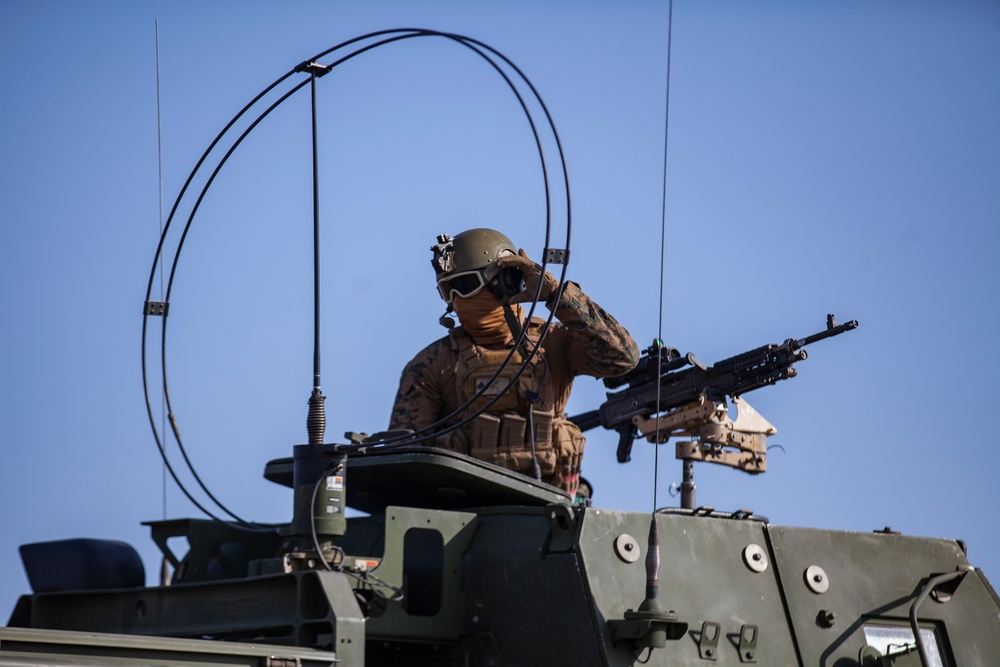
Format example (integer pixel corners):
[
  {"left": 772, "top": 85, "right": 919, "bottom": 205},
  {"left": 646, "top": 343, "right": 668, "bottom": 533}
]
[{"left": 390, "top": 281, "right": 639, "bottom": 493}]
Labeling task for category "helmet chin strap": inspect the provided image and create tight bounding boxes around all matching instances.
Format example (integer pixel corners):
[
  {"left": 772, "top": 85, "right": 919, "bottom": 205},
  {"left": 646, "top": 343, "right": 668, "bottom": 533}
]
[{"left": 500, "top": 300, "right": 526, "bottom": 354}]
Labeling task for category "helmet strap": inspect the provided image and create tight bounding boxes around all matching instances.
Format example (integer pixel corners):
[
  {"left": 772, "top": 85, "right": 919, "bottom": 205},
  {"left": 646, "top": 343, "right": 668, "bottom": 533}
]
[{"left": 501, "top": 301, "right": 532, "bottom": 359}]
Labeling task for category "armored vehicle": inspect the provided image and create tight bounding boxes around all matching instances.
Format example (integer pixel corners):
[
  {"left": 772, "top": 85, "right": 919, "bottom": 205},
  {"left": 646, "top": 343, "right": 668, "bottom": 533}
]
[
  {"left": 5, "top": 438, "right": 1000, "bottom": 665},
  {"left": 4, "top": 28, "right": 999, "bottom": 667}
]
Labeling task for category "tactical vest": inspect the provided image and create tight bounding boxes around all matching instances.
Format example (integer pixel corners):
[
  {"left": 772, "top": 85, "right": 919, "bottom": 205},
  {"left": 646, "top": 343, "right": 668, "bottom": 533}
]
[{"left": 448, "top": 322, "right": 559, "bottom": 477}]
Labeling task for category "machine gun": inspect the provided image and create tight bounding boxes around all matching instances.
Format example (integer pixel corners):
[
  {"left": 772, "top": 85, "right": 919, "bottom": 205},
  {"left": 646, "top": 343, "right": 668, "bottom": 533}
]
[{"left": 570, "top": 314, "right": 859, "bottom": 467}]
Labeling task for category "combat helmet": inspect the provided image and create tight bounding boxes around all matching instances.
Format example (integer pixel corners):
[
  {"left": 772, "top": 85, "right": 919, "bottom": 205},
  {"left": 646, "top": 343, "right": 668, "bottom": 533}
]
[{"left": 431, "top": 228, "right": 519, "bottom": 303}]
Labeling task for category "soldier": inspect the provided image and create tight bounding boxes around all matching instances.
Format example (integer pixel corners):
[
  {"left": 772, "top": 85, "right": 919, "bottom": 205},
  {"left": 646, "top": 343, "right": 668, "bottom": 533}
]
[{"left": 389, "top": 228, "right": 640, "bottom": 496}]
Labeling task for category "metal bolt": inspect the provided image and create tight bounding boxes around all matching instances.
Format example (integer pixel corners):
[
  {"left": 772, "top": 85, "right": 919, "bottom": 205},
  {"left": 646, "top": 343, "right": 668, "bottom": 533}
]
[
  {"left": 705, "top": 648, "right": 715, "bottom": 657},
  {"left": 745, "top": 650, "right": 755, "bottom": 660},
  {"left": 804, "top": 564, "right": 830, "bottom": 594},
  {"left": 817, "top": 609, "right": 837, "bottom": 628},
  {"left": 752, "top": 552, "right": 762, "bottom": 561}
]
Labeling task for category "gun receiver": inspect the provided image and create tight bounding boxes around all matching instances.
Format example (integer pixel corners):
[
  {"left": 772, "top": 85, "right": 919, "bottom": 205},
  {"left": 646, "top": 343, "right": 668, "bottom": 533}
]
[{"left": 570, "top": 314, "right": 858, "bottom": 463}]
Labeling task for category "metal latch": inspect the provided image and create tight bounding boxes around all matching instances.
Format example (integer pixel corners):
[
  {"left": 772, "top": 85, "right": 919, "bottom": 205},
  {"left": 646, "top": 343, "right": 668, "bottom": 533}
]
[
  {"left": 739, "top": 624, "right": 758, "bottom": 663},
  {"left": 697, "top": 621, "right": 720, "bottom": 660}
]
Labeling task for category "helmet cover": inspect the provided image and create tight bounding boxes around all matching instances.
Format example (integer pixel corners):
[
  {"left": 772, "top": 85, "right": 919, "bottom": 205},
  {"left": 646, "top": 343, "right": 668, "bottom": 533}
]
[{"left": 431, "top": 228, "right": 516, "bottom": 277}]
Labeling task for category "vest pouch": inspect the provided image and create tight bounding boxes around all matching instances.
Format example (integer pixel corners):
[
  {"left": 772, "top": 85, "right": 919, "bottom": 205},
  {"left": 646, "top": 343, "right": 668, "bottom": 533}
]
[
  {"left": 469, "top": 413, "right": 501, "bottom": 460},
  {"left": 494, "top": 449, "right": 558, "bottom": 478},
  {"left": 552, "top": 416, "right": 586, "bottom": 496},
  {"left": 493, "top": 411, "right": 557, "bottom": 477},
  {"left": 498, "top": 413, "right": 526, "bottom": 449},
  {"left": 530, "top": 410, "right": 554, "bottom": 447}
]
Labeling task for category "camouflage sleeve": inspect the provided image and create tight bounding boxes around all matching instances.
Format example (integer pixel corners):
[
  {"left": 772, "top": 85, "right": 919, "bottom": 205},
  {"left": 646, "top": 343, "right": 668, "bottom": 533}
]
[
  {"left": 549, "top": 281, "right": 640, "bottom": 378},
  {"left": 389, "top": 338, "right": 449, "bottom": 431}
]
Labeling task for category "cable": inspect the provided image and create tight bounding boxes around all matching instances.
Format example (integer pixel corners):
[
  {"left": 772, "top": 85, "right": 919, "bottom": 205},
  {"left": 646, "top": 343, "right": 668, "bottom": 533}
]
[
  {"left": 319, "top": 30, "right": 571, "bottom": 452},
  {"left": 142, "top": 79, "right": 311, "bottom": 527},
  {"left": 142, "top": 29, "right": 574, "bottom": 523}
]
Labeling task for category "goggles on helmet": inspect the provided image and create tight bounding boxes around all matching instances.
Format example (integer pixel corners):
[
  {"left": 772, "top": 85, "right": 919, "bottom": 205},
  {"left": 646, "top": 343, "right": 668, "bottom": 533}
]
[
  {"left": 437, "top": 268, "right": 491, "bottom": 304},
  {"left": 436, "top": 263, "right": 524, "bottom": 304}
]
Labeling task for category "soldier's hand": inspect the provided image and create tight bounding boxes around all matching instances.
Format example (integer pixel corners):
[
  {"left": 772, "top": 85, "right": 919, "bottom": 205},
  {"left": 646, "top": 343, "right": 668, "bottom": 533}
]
[{"left": 494, "top": 248, "right": 560, "bottom": 305}]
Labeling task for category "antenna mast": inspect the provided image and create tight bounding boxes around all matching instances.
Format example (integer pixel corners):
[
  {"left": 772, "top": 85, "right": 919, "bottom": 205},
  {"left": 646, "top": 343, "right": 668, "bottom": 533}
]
[{"left": 303, "top": 62, "right": 332, "bottom": 447}]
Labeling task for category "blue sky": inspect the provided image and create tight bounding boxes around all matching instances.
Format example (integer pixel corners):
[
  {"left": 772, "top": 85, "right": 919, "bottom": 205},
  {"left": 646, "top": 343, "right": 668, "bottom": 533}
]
[{"left": 2, "top": 0, "right": 998, "bottom": 617}]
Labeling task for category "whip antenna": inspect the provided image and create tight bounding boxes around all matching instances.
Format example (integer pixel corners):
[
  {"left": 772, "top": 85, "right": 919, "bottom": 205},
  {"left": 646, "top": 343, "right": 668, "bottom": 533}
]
[
  {"left": 303, "top": 63, "right": 332, "bottom": 446},
  {"left": 154, "top": 17, "right": 166, "bottom": 519},
  {"left": 653, "top": 0, "right": 675, "bottom": 513},
  {"left": 154, "top": 17, "right": 172, "bottom": 585},
  {"left": 644, "top": 0, "right": 674, "bottom": 625}
]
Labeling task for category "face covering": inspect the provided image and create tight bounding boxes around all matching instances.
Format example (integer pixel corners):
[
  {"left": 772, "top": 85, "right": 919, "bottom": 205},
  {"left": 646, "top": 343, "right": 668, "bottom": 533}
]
[{"left": 451, "top": 290, "right": 523, "bottom": 346}]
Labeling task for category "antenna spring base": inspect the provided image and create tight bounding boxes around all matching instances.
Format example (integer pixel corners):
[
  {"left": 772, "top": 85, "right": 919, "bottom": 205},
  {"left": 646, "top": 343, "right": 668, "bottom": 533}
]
[{"left": 307, "top": 389, "right": 326, "bottom": 446}]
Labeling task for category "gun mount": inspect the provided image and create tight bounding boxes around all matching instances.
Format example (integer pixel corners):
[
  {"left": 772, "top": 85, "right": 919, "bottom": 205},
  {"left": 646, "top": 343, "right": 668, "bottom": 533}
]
[{"left": 570, "top": 314, "right": 859, "bottom": 507}]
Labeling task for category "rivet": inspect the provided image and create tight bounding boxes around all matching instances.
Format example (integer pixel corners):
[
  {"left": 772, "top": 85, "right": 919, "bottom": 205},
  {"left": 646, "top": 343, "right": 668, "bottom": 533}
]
[
  {"left": 742, "top": 544, "right": 768, "bottom": 573},
  {"left": 614, "top": 534, "right": 641, "bottom": 563},
  {"left": 805, "top": 565, "right": 830, "bottom": 594}
]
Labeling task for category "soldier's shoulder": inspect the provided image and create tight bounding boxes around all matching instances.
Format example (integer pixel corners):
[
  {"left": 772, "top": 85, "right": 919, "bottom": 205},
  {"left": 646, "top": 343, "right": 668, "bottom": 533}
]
[
  {"left": 527, "top": 315, "right": 566, "bottom": 340},
  {"left": 527, "top": 314, "right": 564, "bottom": 330},
  {"left": 404, "top": 334, "right": 455, "bottom": 370}
]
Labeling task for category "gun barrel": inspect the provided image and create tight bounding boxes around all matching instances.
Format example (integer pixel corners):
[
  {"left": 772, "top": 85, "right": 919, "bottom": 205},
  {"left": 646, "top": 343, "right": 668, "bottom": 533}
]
[{"left": 796, "top": 316, "right": 859, "bottom": 348}]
